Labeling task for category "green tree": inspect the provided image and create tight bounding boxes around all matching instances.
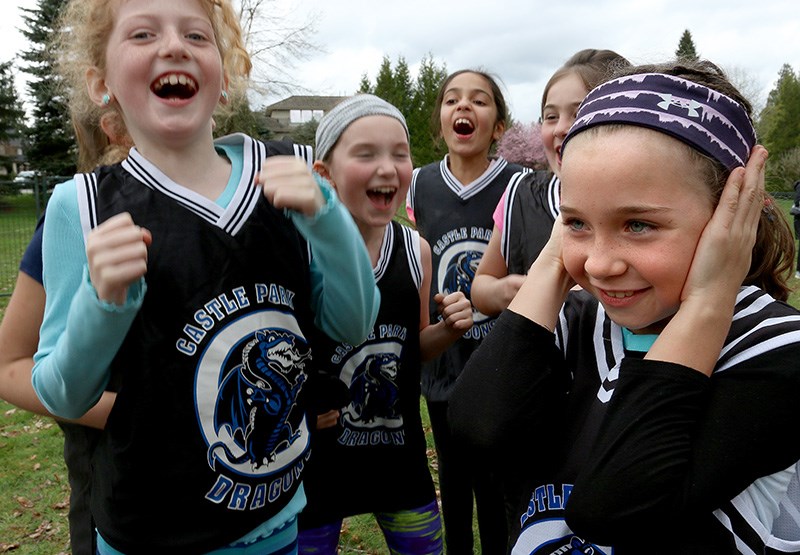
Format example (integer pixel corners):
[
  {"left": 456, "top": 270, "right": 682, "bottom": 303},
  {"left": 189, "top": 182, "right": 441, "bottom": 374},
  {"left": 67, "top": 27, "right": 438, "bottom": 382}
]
[
  {"left": 409, "top": 54, "right": 448, "bottom": 166},
  {"left": 357, "top": 73, "right": 372, "bottom": 94},
  {"left": 361, "top": 54, "right": 448, "bottom": 167},
  {"left": 214, "top": 92, "right": 262, "bottom": 138},
  {"left": 285, "top": 118, "right": 319, "bottom": 146},
  {"left": 675, "top": 29, "right": 699, "bottom": 61},
  {"left": 758, "top": 64, "right": 800, "bottom": 163},
  {"left": 0, "top": 60, "right": 27, "bottom": 174},
  {"left": 373, "top": 57, "right": 396, "bottom": 102},
  {"left": 20, "top": 0, "right": 76, "bottom": 176}
]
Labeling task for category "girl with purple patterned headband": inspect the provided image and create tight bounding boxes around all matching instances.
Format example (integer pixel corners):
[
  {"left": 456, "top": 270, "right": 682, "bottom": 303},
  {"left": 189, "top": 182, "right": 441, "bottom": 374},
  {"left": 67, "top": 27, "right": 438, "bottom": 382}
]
[{"left": 449, "top": 59, "right": 800, "bottom": 553}]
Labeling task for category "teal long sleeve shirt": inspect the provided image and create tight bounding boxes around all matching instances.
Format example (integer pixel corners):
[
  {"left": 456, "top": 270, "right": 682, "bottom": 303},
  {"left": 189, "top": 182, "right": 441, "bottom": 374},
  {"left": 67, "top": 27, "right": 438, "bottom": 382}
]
[{"left": 32, "top": 142, "right": 379, "bottom": 419}]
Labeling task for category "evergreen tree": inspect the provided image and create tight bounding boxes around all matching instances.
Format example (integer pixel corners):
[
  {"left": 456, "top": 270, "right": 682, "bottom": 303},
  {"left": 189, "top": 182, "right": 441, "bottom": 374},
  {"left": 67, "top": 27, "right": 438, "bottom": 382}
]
[
  {"left": 214, "top": 92, "right": 261, "bottom": 138},
  {"left": 285, "top": 119, "right": 319, "bottom": 147},
  {"left": 390, "top": 58, "right": 414, "bottom": 115},
  {"left": 758, "top": 64, "right": 800, "bottom": 162},
  {"left": 357, "top": 73, "right": 372, "bottom": 94},
  {"left": 373, "top": 57, "right": 396, "bottom": 102},
  {"left": 409, "top": 54, "right": 448, "bottom": 166},
  {"left": 360, "top": 54, "right": 448, "bottom": 167},
  {"left": 20, "top": 0, "right": 76, "bottom": 176},
  {"left": 675, "top": 29, "right": 699, "bottom": 61},
  {"left": 0, "top": 60, "right": 27, "bottom": 174}
]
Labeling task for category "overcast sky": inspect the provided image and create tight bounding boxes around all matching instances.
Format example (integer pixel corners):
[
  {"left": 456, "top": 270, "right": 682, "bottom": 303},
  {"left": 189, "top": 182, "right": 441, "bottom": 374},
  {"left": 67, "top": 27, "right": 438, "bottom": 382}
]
[{"left": 2, "top": 0, "right": 798, "bottom": 124}]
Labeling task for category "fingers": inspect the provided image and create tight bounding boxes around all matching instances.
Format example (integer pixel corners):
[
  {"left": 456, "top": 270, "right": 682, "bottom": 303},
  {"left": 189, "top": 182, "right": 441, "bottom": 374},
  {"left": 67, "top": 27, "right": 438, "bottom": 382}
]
[
  {"left": 315, "top": 409, "right": 340, "bottom": 430},
  {"left": 717, "top": 146, "right": 767, "bottom": 231},
  {"left": 437, "top": 291, "right": 474, "bottom": 330},
  {"left": 86, "top": 212, "right": 149, "bottom": 304},
  {"left": 260, "top": 156, "right": 325, "bottom": 217}
]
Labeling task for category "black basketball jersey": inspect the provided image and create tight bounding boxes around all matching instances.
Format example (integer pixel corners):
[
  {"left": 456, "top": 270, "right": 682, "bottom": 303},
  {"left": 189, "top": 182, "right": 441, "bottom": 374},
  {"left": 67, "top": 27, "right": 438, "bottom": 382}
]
[
  {"left": 300, "top": 221, "right": 435, "bottom": 526},
  {"left": 407, "top": 156, "right": 528, "bottom": 400},
  {"left": 75, "top": 134, "right": 318, "bottom": 553},
  {"left": 500, "top": 171, "right": 559, "bottom": 275},
  {"left": 511, "top": 286, "right": 800, "bottom": 554}
]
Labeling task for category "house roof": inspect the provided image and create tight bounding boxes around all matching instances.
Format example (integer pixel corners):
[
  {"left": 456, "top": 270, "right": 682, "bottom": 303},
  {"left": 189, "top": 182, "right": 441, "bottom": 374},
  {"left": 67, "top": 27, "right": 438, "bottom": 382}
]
[{"left": 264, "top": 95, "right": 349, "bottom": 114}]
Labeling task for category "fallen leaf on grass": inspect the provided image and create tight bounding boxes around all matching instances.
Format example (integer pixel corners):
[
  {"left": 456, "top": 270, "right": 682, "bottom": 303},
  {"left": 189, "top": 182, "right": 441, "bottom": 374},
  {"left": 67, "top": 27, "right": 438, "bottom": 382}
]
[
  {"left": 4, "top": 408, "right": 17, "bottom": 416},
  {"left": 0, "top": 542, "right": 20, "bottom": 552},
  {"left": 16, "top": 497, "right": 33, "bottom": 509},
  {"left": 27, "top": 520, "right": 53, "bottom": 539}
]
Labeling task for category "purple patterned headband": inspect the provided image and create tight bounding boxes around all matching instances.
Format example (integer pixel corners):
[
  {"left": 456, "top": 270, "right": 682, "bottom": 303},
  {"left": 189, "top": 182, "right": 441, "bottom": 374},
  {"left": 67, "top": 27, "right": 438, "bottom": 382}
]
[{"left": 562, "top": 72, "right": 756, "bottom": 170}]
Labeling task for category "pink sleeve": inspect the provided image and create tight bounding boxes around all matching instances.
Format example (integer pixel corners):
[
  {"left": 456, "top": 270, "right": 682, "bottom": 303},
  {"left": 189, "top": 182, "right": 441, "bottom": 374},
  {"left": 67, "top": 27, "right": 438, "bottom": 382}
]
[
  {"left": 406, "top": 203, "right": 415, "bottom": 224},
  {"left": 492, "top": 189, "right": 507, "bottom": 233}
]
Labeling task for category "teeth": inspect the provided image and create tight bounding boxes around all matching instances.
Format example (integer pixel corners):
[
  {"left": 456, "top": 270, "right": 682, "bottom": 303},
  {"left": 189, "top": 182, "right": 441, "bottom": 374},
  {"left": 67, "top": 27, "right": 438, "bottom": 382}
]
[
  {"left": 370, "top": 187, "right": 396, "bottom": 194},
  {"left": 606, "top": 291, "right": 634, "bottom": 298},
  {"left": 155, "top": 74, "right": 197, "bottom": 90},
  {"left": 455, "top": 118, "right": 471, "bottom": 125}
]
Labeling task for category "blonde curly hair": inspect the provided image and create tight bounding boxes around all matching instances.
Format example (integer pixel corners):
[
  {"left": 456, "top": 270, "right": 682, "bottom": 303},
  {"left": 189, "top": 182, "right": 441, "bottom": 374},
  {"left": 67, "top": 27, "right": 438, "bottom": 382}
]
[{"left": 52, "top": 0, "right": 252, "bottom": 171}]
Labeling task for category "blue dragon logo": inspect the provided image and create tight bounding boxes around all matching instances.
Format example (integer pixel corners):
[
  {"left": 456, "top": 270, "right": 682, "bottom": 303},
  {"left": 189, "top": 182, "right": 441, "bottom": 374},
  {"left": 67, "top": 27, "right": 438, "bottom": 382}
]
[
  {"left": 443, "top": 250, "right": 481, "bottom": 299},
  {"left": 342, "top": 353, "right": 400, "bottom": 425},
  {"left": 207, "top": 329, "right": 310, "bottom": 471}
]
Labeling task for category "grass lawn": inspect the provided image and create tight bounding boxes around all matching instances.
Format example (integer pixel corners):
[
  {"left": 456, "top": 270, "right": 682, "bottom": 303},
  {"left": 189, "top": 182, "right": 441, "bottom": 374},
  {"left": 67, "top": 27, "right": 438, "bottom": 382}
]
[{"left": 1, "top": 196, "right": 799, "bottom": 553}]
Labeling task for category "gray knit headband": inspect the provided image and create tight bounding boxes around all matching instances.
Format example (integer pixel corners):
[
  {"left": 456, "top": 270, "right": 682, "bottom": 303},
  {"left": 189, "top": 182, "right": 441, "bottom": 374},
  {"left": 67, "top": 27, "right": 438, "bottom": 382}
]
[
  {"left": 315, "top": 94, "right": 409, "bottom": 161},
  {"left": 563, "top": 73, "right": 756, "bottom": 171}
]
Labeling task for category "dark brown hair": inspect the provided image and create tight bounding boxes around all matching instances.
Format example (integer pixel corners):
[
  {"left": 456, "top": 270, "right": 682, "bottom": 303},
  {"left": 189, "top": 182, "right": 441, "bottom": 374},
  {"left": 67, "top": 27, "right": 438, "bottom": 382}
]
[{"left": 431, "top": 69, "right": 509, "bottom": 149}]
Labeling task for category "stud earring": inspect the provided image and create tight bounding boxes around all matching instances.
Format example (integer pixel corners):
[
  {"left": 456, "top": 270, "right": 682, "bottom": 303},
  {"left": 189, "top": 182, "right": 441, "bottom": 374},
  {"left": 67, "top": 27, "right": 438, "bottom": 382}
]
[
  {"left": 102, "top": 93, "right": 111, "bottom": 106},
  {"left": 220, "top": 90, "right": 229, "bottom": 101}
]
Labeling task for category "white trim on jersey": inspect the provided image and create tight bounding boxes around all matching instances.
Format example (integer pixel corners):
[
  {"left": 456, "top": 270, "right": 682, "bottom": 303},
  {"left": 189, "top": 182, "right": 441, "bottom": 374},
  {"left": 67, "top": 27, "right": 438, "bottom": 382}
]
[
  {"left": 438, "top": 155, "right": 520, "bottom": 201},
  {"left": 400, "top": 224, "right": 423, "bottom": 291},
  {"left": 500, "top": 171, "right": 525, "bottom": 266},
  {"left": 291, "top": 143, "right": 314, "bottom": 168},
  {"left": 546, "top": 174, "right": 560, "bottom": 220},
  {"left": 75, "top": 172, "right": 99, "bottom": 243},
  {"left": 714, "top": 461, "right": 800, "bottom": 552},
  {"left": 499, "top": 172, "right": 560, "bottom": 268},
  {"left": 372, "top": 223, "right": 423, "bottom": 292},
  {"left": 76, "top": 134, "right": 312, "bottom": 239},
  {"left": 374, "top": 224, "right": 394, "bottom": 282},
  {"left": 555, "top": 285, "right": 800, "bottom": 552}
]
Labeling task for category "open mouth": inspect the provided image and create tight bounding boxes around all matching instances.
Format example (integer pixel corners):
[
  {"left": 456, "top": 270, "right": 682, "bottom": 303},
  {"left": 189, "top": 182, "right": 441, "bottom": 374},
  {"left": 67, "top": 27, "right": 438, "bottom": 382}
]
[
  {"left": 453, "top": 117, "right": 475, "bottom": 137},
  {"left": 151, "top": 73, "right": 198, "bottom": 100},
  {"left": 367, "top": 186, "right": 397, "bottom": 209}
]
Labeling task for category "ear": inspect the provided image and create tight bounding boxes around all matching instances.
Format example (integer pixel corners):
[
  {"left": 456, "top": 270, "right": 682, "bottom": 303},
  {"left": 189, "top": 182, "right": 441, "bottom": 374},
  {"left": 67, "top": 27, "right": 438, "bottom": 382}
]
[
  {"left": 86, "top": 66, "right": 109, "bottom": 107},
  {"left": 492, "top": 120, "right": 506, "bottom": 143},
  {"left": 313, "top": 160, "right": 336, "bottom": 190},
  {"left": 220, "top": 73, "right": 230, "bottom": 104}
]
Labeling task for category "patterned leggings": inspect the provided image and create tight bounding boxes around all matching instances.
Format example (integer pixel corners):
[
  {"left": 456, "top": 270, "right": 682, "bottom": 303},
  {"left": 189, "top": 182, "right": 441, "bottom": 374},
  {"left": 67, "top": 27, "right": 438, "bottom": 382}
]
[{"left": 297, "top": 499, "right": 443, "bottom": 555}]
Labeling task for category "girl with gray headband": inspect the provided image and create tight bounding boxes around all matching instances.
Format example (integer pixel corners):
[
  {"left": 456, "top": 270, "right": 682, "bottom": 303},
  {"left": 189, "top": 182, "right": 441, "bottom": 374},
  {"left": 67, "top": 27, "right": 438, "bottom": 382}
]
[
  {"left": 298, "top": 94, "right": 474, "bottom": 554},
  {"left": 449, "top": 59, "right": 800, "bottom": 553}
]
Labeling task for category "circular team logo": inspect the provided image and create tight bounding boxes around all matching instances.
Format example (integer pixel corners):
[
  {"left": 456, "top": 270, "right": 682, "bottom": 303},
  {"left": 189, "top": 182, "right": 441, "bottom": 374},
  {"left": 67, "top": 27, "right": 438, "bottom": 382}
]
[
  {"left": 338, "top": 341, "right": 403, "bottom": 430},
  {"left": 437, "top": 240, "right": 491, "bottom": 325},
  {"left": 195, "top": 310, "right": 310, "bottom": 477},
  {"left": 513, "top": 519, "right": 612, "bottom": 555}
]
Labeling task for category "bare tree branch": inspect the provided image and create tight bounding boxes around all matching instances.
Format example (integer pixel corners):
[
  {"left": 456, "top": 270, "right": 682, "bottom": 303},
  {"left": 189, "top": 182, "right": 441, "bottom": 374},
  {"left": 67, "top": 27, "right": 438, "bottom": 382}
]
[{"left": 235, "top": 0, "right": 324, "bottom": 99}]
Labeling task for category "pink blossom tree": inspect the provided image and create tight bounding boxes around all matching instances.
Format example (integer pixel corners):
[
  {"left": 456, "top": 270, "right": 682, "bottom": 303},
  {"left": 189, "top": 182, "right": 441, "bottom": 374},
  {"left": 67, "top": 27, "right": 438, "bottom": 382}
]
[{"left": 496, "top": 122, "right": 547, "bottom": 170}]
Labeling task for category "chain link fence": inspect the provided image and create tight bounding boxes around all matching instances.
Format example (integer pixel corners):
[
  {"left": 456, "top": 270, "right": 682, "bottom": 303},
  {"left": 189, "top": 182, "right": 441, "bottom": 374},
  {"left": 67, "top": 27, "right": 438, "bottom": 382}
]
[{"left": 0, "top": 175, "right": 64, "bottom": 297}]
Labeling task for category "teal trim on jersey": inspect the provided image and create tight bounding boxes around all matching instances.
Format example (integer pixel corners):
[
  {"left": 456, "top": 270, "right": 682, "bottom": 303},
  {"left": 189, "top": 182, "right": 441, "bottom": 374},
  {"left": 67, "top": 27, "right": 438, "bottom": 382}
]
[
  {"left": 32, "top": 138, "right": 378, "bottom": 417},
  {"left": 622, "top": 327, "right": 658, "bottom": 352},
  {"left": 97, "top": 488, "right": 305, "bottom": 554},
  {"left": 214, "top": 143, "right": 244, "bottom": 209}
]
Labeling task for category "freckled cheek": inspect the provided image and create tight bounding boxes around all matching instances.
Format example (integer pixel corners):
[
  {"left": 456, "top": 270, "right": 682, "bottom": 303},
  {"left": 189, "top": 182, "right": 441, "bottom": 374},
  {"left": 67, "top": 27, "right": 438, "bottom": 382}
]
[{"left": 560, "top": 240, "right": 587, "bottom": 281}]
